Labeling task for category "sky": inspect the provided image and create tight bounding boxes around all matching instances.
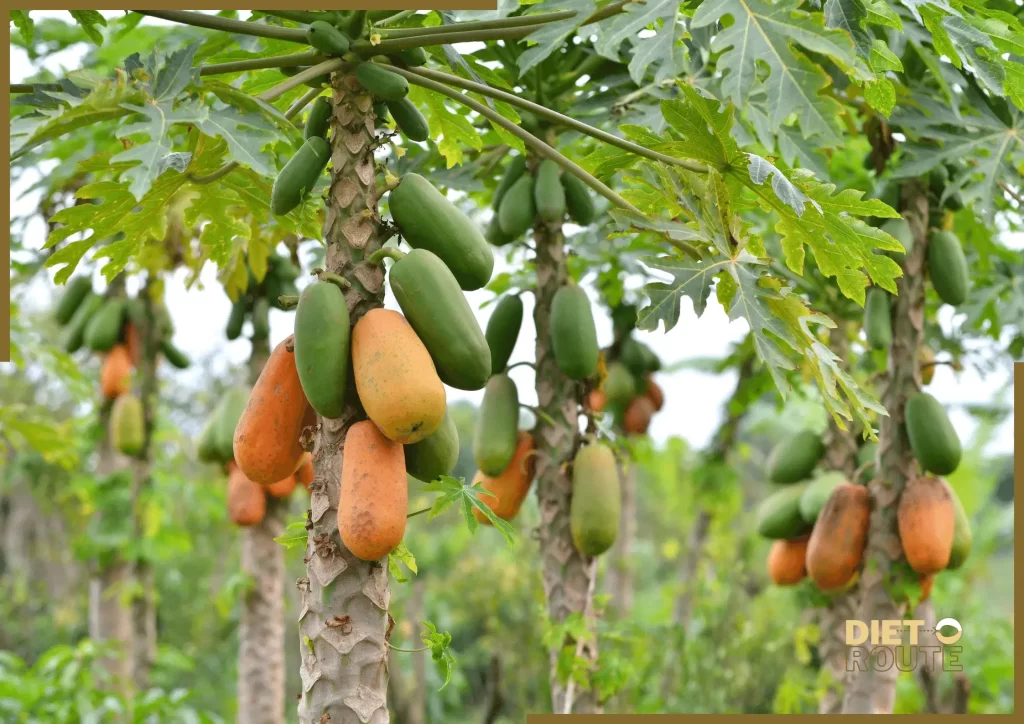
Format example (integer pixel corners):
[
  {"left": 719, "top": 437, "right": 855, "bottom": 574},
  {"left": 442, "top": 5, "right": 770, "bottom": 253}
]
[{"left": 7, "top": 11, "right": 1015, "bottom": 456}]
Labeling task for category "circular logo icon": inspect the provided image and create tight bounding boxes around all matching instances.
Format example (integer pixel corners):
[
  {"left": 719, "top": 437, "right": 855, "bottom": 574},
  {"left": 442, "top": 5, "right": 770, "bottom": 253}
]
[{"left": 935, "top": 617, "right": 963, "bottom": 645}]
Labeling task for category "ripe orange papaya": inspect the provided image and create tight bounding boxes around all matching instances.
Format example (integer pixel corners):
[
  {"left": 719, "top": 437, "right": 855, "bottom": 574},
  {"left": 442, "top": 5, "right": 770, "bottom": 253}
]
[
  {"left": 125, "top": 322, "right": 142, "bottom": 368},
  {"left": 623, "top": 396, "right": 655, "bottom": 435},
  {"left": 101, "top": 345, "right": 133, "bottom": 399},
  {"left": 897, "top": 476, "right": 954, "bottom": 574},
  {"left": 918, "top": 573, "right": 934, "bottom": 604},
  {"left": 806, "top": 483, "right": 870, "bottom": 592},
  {"left": 767, "top": 536, "right": 809, "bottom": 586},
  {"left": 588, "top": 388, "right": 606, "bottom": 413},
  {"left": 472, "top": 432, "right": 535, "bottom": 523},
  {"left": 265, "top": 474, "right": 297, "bottom": 499},
  {"left": 338, "top": 420, "right": 408, "bottom": 560},
  {"left": 645, "top": 376, "right": 664, "bottom": 411},
  {"left": 295, "top": 452, "right": 315, "bottom": 492},
  {"left": 233, "top": 335, "right": 315, "bottom": 485},
  {"left": 351, "top": 309, "right": 446, "bottom": 444},
  {"left": 228, "top": 464, "right": 267, "bottom": 526}
]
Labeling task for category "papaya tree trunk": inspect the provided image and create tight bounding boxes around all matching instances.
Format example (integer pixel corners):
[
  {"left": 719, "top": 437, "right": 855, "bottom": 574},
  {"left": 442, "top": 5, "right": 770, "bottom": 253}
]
[
  {"left": 237, "top": 334, "right": 288, "bottom": 724},
  {"left": 532, "top": 221, "right": 600, "bottom": 714},
  {"left": 816, "top": 323, "right": 860, "bottom": 714},
  {"left": 296, "top": 71, "right": 391, "bottom": 724},
  {"left": 607, "top": 459, "right": 635, "bottom": 617},
  {"left": 842, "top": 181, "right": 929, "bottom": 714}
]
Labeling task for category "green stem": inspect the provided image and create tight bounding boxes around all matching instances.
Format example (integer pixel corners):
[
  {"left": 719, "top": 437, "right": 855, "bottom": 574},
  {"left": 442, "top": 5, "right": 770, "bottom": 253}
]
[
  {"left": 257, "top": 10, "right": 342, "bottom": 26},
  {"left": 199, "top": 51, "right": 324, "bottom": 77},
  {"left": 367, "top": 247, "right": 407, "bottom": 265},
  {"left": 318, "top": 271, "right": 351, "bottom": 290},
  {"left": 406, "top": 506, "right": 432, "bottom": 519},
  {"left": 382, "top": 64, "right": 642, "bottom": 217},
  {"left": 505, "top": 360, "right": 536, "bottom": 372},
  {"left": 406, "top": 65, "right": 708, "bottom": 175},
  {"left": 286, "top": 87, "right": 323, "bottom": 120},
  {"left": 134, "top": 10, "right": 308, "bottom": 43},
  {"left": 373, "top": 10, "right": 417, "bottom": 27},
  {"left": 548, "top": 53, "right": 606, "bottom": 98},
  {"left": 387, "top": 643, "right": 430, "bottom": 653},
  {"left": 278, "top": 295, "right": 299, "bottom": 309},
  {"left": 9, "top": 83, "right": 58, "bottom": 93},
  {"left": 378, "top": 1, "right": 628, "bottom": 39},
  {"left": 261, "top": 58, "right": 347, "bottom": 102}
]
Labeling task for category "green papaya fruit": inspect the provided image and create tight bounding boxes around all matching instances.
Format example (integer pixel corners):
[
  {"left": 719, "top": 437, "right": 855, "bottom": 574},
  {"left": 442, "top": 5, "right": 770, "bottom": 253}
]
[
  {"left": 570, "top": 443, "right": 620, "bottom": 556},
  {"left": 497, "top": 175, "right": 535, "bottom": 239},
  {"left": 271, "top": 136, "right": 331, "bottom": 216},
  {"left": 226, "top": 299, "right": 246, "bottom": 341},
  {"left": 945, "top": 480, "right": 972, "bottom": 570},
  {"left": 882, "top": 217, "right": 914, "bottom": 262},
  {"left": 945, "top": 190, "right": 964, "bottom": 212},
  {"left": 486, "top": 295, "right": 523, "bottom": 374},
  {"left": 551, "top": 285, "right": 599, "bottom": 380},
  {"left": 493, "top": 155, "right": 526, "bottom": 211},
  {"left": 640, "top": 344, "right": 662, "bottom": 372},
  {"left": 767, "top": 429, "right": 825, "bottom": 484},
  {"left": 928, "top": 230, "right": 969, "bottom": 306},
  {"left": 799, "top": 471, "right": 849, "bottom": 524},
  {"left": 269, "top": 254, "right": 301, "bottom": 282},
  {"left": 756, "top": 482, "right": 813, "bottom": 539},
  {"left": 55, "top": 277, "right": 94, "bottom": 326},
  {"left": 386, "top": 97, "right": 429, "bottom": 142},
  {"left": 304, "top": 96, "right": 332, "bottom": 141},
  {"left": 388, "top": 248, "right": 492, "bottom": 390},
  {"left": 197, "top": 415, "right": 220, "bottom": 463},
  {"left": 905, "top": 392, "right": 961, "bottom": 475},
  {"left": 473, "top": 374, "right": 520, "bottom": 476},
  {"left": 393, "top": 47, "right": 427, "bottom": 67},
  {"left": 216, "top": 387, "right": 250, "bottom": 463},
  {"left": 603, "top": 362, "right": 636, "bottom": 406},
  {"left": 373, "top": 101, "right": 389, "bottom": 121},
  {"left": 611, "top": 304, "right": 637, "bottom": 339},
  {"left": 110, "top": 393, "right": 145, "bottom": 458},
  {"left": 161, "top": 339, "right": 191, "bottom": 369},
  {"left": 355, "top": 62, "right": 409, "bottom": 101},
  {"left": 562, "top": 172, "right": 595, "bottom": 225},
  {"left": 252, "top": 297, "right": 270, "bottom": 341},
  {"left": 294, "top": 280, "right": 350, "bottom": 419},
  {"left": 388, "top": 172, "right": 494, "bottom": 291},
  {"left": 864, "top": 288, "right": 892, "bottom": 350},
  {"left": 125, "top": 297, "right": 147, "bottom": 328},
  {"left": 405, "top": 411, "right": 459, "bottom": 482},
  {"left": 62, "top": 293, "right": 103, "bottom": 353},
  {"left": 618, "top": 338, "right": 649, "bottom": 376},
  {"left": 84, "top": 298, "right": 127, "bottom": 352},
  {"left": 486, "top": 215, "right": 517, "bottom": 246},
  {"left": 534, "top": 159, "right": 566, "bottom": 223},
  {"left": 306, "top": 21, "right": 351, "bottom": 55}
]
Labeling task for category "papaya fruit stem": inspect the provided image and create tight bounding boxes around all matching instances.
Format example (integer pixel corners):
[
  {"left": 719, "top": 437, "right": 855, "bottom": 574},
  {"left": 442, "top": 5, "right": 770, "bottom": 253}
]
[
  {"left": 258, "top": 10, "right": 343, "bottom": 26},
  {"left": 505, "top": 360, "right": 536, "bottom": 372},
  {"left": 406, "top": 506, "right": 431, "bottom": 519},
  {"left": 367, "top": 247, "right": 406, "bottom": 265},
  {"left": 372, "top": 9, "right": 416, "bottom": 27},
  {"left": 278, "top": 295, "right": 299, "bottom": 309},
  {"left": 135, "top": 10, "right": 308, "bottom": 43},
  {"left": 386, "top": 643, "right": 430, "bottom": 653},
  {"left": 318, "top": 271, "right": 351, "bottom": 290}
]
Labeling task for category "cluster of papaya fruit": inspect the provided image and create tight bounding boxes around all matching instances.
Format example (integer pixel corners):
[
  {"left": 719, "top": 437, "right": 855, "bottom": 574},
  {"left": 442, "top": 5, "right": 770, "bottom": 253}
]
[
  {"left": 486, "top": 155, "right": 595, "bottom": 246},
  {"left": 758, "top": 427, "right": 971, "bottom": 601},
  {"left": 55, "top": 277, "right": 190, "bottom": 459},
  {"left": 225, "top": 254, "right": 300, "bottom": 341}
]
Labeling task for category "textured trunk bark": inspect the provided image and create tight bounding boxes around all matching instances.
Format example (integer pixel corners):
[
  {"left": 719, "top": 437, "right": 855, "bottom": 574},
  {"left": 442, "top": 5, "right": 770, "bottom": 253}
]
[
  {"left": 408, "top": 579, "right": 427, "bottom": 724},
  {"left": 841, "top": 182, "right": 929, "bottom": 714},
  {"left": 296, "top": 72, "right": 391, "bottom": 724},
  {"left": 607, "top": 460, "right": 635, "bottom": 617},
  {"left": 237, "top": 334, "right": 288, "bottom": 724},
  {"left": 532, "top": 222, "right": 600, "bottom": 714}
]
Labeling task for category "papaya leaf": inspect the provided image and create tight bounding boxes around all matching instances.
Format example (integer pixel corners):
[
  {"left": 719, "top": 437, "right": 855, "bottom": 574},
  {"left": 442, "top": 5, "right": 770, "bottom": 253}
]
[
  {"left": 69, "top": 10, "right": 106, "bottom": 45},
  {"left": 594, "top": 0, "right": 680, "bottom": 84},
  {"left": 823, "top": 0, "right": 872, "bottom": 58},
  {"left": 420, "top": 621, "right": 456, "bottom": 691},
  {"left": 114, "top": 100, "right": 206, "bottom": 200},
  {"left": 408, "top": 85, "right": 482, "bottom": 168},
  {"left": 11, "top": 10, "right": 34, "bottom": 45},
  {"left": 273, "top": 520, "right": 308, "bottom": 551},
  {"left": 387, "top": 541, "right": 418, "bottom": 584},
  {"left": 517, "top": 0, "right": 599, "bottom": 77},
  {"left": 420, "top": 475, "right": 517, "bottom": 545}
]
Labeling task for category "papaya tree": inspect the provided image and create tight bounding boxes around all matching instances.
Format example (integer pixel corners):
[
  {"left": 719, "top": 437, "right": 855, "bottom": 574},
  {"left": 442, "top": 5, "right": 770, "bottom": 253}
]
[{"left": 10, "top": 3, "right": 1022, "bottom": 720}]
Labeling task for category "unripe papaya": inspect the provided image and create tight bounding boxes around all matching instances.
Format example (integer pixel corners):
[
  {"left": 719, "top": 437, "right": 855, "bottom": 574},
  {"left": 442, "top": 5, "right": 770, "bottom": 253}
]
[
  {"left": 85, "top": 298, "right": 126, "bottom": 352},
  {"left": 898, "top": 476, "right": 954, "bottom": 574},
  {"left": 306, "top": 21, "right": 350, "bottom": 55},
  {"left": 806, "top": 483, "right": 870, "bottom": 591},
  {"left": 928, "top": 230, "right": 969, "bottom": 306},
  {"left": 603, "top": 362, "right": 636, "bottom": 406},
  {"left": 388, "top": 249, "right": 491, "bottom": 391},
  {"left": 645, "top": 376, "right": 664, "bottom": 411},
  {"left": 473, "top": 374, "right": 520, "bottom": 476},
  {"left": 864, "top": 288, "right": 892, "bottom": 350},
  {"left": 226, "top": 299, "right": 246, "bottom": 341},
  {"left": 228, "top": 464, "right": 266, "bottom": 526},
  {"left": 945, "top": 479, "right": 972, "bottom": 570},
  {"left": 905, "top": 392, "right": 961, "bottom": 475},
  {"left": 534, "top": 160, "right": 566, "bottom": 223},
  {"left": 472, "top": 431, "right": 535, "bottom": 523},
  {"left": 485, "top": 295, "right": 523, "bottom": 374},
  {"left": 295, "top": 452, "right": 315, "bottom": 491},
  {"left": 611, "top": 304, "right": 637, "bottom": 339},
  {"left": 197, "top": 416, "right": 220, "bottom": 464},
  {"left": 562, "top": 172, "right": 595, "bottom": 225},
  {"left": 270, "top": 136, "right": 331, "bottom": 216},
  {"left": 252, "top": 297, "right": 270, "bottom": 341},
  {"left": 392, "top": 47, "right": 428, "bottom": 67},
  {"left": 233, "top": 336, "right": 316, "bottom": 485},
  {"left": 551, "top": 285, "right": 599, "bottom": 380},
  {"left": 355, "top": 62, "right": 409, "bottom": 101},
  {"left": 756, "top": 482, "right": 813, "bottom": 539},
  {"left": 798, "top": 471, "right": 848, "bottom": 524},
  {"left": 618, "top": 338, "right": 649, "bottom": 377},
  {"left": 339, "top": 420, "right": 408, "bottom": 560},
  {"left": 389, "top": 173, "right": 494, "bottom": 291},
  {"left": 124, "top": 322, "right": 141, "bottom": 368},
  {"left": 294, "top": 280, "right": 350, "bottom": 419},
  {"left": 569, "top": 443, "right": 620, "bottom": 556},
  {"left": 55, "top": 277, "right": 94, "bottom": 325},
  {"left": 265, "top": 474, "right": 297, "bottom": 499},
  {"left": 303, "top": 96, "right": 332, "bottom": 141},
  {"left": 386, "top": 98, "right": 429, "bottom": 142},
  {"left": 623, "top": 396, "right": 655, "bottom": 435},
  {"left": 497, "top": 174, "right": 536, "bottom": 238},
  {"left": 767, "top": 536, "right": 809, "bottom": 586},
  {"left": 373, "top": 101, "right": 389, "bottom": 122},
  {"left": 161, "top": 339, "right": 191, "bottom": 369},
  {"left": 919, "top": 345, "right": 936, "bottom": 385},
  {"left": 405, "top": 411, "right": 459, "bottom": 482},
  {"left": 486, "top": 215, "right": 517, "bottom": 246},
  {"left": 351, "top": 309, "right": 446, "bottom": 444},
  {"left": 110, "top": 393, "right": 145, "bottom": 457},
  {"left": 767, "top": 429, "right": 825, "bottom": 484},
  {"left": 493, "top": 155, "right": 526, "bottom": 211},
  {"left": 882, "top": 216, "right": 913, "bottom": 262},
  {"left": 63, "top": 292, "right": 103, "bottom": 353},
  {"left": 100, "top": 345, "right": 133, "bottom": 400},
  {"left": 216, "top": 387, "right": 250, "bottom": 463}
]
